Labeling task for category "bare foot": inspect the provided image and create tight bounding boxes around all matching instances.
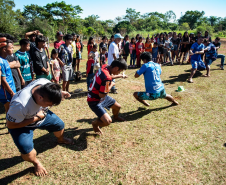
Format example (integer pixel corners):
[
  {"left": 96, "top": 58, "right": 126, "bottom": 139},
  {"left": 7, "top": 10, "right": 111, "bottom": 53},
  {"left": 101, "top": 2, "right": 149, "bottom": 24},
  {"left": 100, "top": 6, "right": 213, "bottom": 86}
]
[
  {"left": 202, "top": 74, "right": 210, "bottom": 77},
  {"left": 187, "top": 79, "right": 193, "bottom": 83},
  {"left": 113, "top": 116, "right": 126, "bottom": 122},
  {"left": 171, "top": 101, "right": 179, "bottom": 106},
  {"left": 58, "top": 137, "right": 74, "bottom": 145},
  {"left": 34, "top": 161, "right": 48, "bottom": 177},
  {"left": 92, "top": 121, "right": 103, "bottom": 135}
]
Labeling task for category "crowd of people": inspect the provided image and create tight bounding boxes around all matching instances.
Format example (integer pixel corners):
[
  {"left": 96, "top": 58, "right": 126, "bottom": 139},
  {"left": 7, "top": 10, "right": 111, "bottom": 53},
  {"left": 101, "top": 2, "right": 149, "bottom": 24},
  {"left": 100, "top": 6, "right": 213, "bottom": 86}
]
[{"left": 0, "top": 29, "right": 225, "bottom": 176}]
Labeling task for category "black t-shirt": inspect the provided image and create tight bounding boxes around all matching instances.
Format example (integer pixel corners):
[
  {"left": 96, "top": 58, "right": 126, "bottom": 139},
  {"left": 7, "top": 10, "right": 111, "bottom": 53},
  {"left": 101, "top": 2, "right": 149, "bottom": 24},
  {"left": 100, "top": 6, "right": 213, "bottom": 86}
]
[
  {"left": 100, "top": 53, "right": 106, "bottom": 65},
  {"left": 99, "top": 42, "right": 107, "bottom": 51},
  {"left": 213, "top": 42, "right": 221, "bottom": 54},
  {"left": 33, "top": 48, "right": 48, "bottom": 75},
  {"left": 6, "top": 54, "right": 21, "bottom": 91}
]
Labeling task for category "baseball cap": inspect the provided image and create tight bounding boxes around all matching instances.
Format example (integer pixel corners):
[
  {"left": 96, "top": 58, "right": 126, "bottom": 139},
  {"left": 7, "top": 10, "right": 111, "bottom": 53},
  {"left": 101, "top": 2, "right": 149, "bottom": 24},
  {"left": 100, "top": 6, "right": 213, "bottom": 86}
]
[
  {"left": 57, "top": 31, "right": 64, "bottom": 36},
  {"left": 114, "top": 33, "right": 124, "bottom": 39}
]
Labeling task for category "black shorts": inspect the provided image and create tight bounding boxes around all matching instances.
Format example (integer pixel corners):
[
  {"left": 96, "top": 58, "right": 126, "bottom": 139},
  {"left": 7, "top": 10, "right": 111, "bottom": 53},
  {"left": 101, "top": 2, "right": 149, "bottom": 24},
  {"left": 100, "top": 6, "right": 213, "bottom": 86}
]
[{"left": 158, "top": 47, "right": 164, "bottom": 54}]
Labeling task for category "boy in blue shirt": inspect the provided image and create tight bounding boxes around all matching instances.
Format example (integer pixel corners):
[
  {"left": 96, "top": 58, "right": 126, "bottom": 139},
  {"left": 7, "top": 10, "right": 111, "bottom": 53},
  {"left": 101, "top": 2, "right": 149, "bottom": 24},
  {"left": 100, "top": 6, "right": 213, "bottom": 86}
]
[
  {"left": 15, "top": 39, "right": 33, "bottom": 88},
  {"left": 203, "top": 39, "right": 217, "bottom": 77},
  {"left": 0, "top": 35, "right": 16, "bottom": 112},
  {"left": 133, "top": 52, "right": 178, "bottom": 107},
  {"left": 187, "top": 37, "right": 206, "bottom": 83}
]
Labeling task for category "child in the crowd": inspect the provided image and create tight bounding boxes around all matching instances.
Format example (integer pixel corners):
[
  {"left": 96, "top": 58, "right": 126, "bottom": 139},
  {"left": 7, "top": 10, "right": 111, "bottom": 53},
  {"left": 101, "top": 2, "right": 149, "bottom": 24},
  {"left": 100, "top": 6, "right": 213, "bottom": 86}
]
[
  {"left": 87, "top": 58, "right": 128, "bottom": 135},
  {"left": 99, "top": 36, "right": 108, "bottom": 53},
  {"left": 179, "top": 31, "right": 190, "bottom": 64},
  {"left": 155, "top": 33, "right": 159, "bottom": 42},
  {"left": 50, "top": 49, "right": 63, "bottom": 84},
  {"left": 71, "top": 33, "right": 77, "bottom": 71},
  {"left": 100, "top": 47, "right": 107, "bottom": 66},
  {"left": 152, "top": 42, "right": 159, "bottom": 63},
  {"left": 58, "top": 34, "right": 73, "bottom": 91},
  {"left": 171, "top": 32, "right": 180, "bottom": 63},
  {"left": 133, "top": 52, "right": 178, "bottom": 107},
  {"left": 86, "top": 53, "right": 95, "bottom": 90},
  {"left": 15, "top": 39, "right": 33, "bottom": 89},
  {"left": 0, "top": 34, "right": 16, "bottom": 113},
  {"left": 145, "top": 37, "right": 152, "bottom": 53},
  {"left": 122, "top": 35, "right": 130, "bottom": 62},
  {"left": 87, "top": 37, "right": 94, "bottom": 55},
  {"left": 157, "top": 33, "right": 165, "bottom": 64},
  {"left": 203, "top": 39, "right": 217, "bottom": 77},
  {"left": 187, "top": 37, "right": 206, "bottom": 83},
  {"left": 164, "top": 34, "right": 173, "bottom": 65},
  {"left": 213, "top": 37, "right": 225, "bottom": 70},
  {"left": 136, "top": 36, "right": 144, "bottom": 68},
  {"left": 54, "top": 31, "right": 65, "bottom": 49},
  {"left": 33, "top": 35, "right": 51, "bottom": 80},
  {"left": 89, "top": 44, "right": 100, "bottom": 71},
  {"left": 75, "top": 35, "right": 82, "bottom": 72},
  {"left": 129, "top": 37, "right": 136, "bottom": 68}
]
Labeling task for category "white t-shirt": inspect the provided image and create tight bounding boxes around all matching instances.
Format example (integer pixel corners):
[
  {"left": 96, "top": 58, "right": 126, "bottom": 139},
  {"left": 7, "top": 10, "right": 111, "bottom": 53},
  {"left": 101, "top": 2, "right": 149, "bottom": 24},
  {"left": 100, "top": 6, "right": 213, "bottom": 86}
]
[
  {"left": 108, "top": 41, "right": 119, "bottom": 65},
  {"left": 6, "top": 78, "right": 51, "bottom": 127}
]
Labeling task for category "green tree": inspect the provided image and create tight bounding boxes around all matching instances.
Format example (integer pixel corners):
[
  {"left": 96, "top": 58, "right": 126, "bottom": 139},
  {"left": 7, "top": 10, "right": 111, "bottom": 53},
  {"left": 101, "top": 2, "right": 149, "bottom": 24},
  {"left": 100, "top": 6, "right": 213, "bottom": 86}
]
[
  {"left": 45, "top": 1, "right": 82, "bottom": 33},
  {"left": 113, "top": 21, "right": 135, "bottom": 34},
  {"left": 178, "top": 11, "right": 205, "bottom": 29},
  {"left": 180, "top": 22, "right": 190, "bottom": 31},
  {"left": 0, "top": 0, "right": 20, "bottom": 36},
  {"left": 124, "top": 8, "right": 140, "bottom": 25}
]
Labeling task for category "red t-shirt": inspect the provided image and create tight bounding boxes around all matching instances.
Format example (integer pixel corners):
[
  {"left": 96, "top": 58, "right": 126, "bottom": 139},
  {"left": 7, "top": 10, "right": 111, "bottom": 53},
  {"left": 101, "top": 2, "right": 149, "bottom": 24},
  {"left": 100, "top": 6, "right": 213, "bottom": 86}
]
[
  {"left": 86, "top": 59, "right": 95, "bottom": 75},
  {"left": 54, "top": 40, "right": 65, "bottom": 49},
  {"left": 87, "top": 44, "right": 93, "bottom": 55},
  {"left": 87, "top": 64, "right": 112, "bottom": 102}
]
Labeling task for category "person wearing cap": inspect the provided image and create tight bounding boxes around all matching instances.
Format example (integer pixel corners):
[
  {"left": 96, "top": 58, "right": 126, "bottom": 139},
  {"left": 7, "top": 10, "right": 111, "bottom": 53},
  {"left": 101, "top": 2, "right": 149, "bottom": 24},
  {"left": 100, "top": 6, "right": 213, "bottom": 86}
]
[
  {"left": 54, "top": 31, "right": 65, "bottom": 49},
  {"left": 108, "top": 33, "right": 124, "bottom": 94}
]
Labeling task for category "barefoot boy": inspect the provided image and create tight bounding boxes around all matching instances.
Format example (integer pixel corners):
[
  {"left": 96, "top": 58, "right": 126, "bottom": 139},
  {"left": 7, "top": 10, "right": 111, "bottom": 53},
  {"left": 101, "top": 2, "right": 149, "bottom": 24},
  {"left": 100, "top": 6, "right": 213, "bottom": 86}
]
[
  {"left": 133, "top": 52, "right": 178, "bottom": 106},
  {"left": 187, "top": 37, "right": 206, "bottom": 83},
  {"left": 87, "top": 58, "right": 128, "bottom": 135}
]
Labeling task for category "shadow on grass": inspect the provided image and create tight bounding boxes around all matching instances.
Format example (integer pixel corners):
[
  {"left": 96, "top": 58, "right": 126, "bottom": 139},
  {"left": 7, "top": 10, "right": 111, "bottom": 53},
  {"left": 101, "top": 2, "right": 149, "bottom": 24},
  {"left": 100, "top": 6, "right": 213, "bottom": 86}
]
[
  {"left": 120, "top": 106, "right": 172, "bottom": 121},
  {"left": 162, "top": 71, "right": 203, "bottom": 84},
  {"left": 0, "top": 127, "right": 94, "bottom": 182},
  {"left": 0, "top": 167, "right": 33, "bottom": 185}
]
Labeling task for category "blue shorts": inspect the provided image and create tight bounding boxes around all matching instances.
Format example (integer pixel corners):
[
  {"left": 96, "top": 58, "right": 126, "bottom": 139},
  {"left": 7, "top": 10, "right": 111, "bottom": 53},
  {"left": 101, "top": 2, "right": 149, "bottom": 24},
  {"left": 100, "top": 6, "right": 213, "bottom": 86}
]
[
  {"left": 8, "top": 110, "right": 65, "bottom": 154},
  {"left": 0, "top": 90, "right": 12, "bottom": 105},
  {"left": 172, "top": 45, "right": 178, "bottom": 51},
  {"left": 191, "top": 60, "right": 206, "bottom": 70},
  {"left": 138, "top": 89, "right": 166, "bottom": 100},
  {"left": 88, "top": 95, "right": 116, "bottom": 118},
  {"left": 205, "top": 58, "right": 215, "bottom": 66}
]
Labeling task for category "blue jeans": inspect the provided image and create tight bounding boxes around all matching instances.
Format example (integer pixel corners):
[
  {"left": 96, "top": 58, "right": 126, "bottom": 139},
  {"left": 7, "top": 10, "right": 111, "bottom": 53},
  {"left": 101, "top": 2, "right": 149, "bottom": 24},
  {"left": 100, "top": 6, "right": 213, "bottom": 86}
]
[
  {"left": 87, "top": 73, "right": 94, "bottom": 90},
  {"left": 130, "top": 52, "right": 136, "bottom": 65},
  {"left": 8, "top": 110, "right": 65, "bottom": 154},
  {"left": 217, "top": 54, "right": 225, "bottom": 66}
]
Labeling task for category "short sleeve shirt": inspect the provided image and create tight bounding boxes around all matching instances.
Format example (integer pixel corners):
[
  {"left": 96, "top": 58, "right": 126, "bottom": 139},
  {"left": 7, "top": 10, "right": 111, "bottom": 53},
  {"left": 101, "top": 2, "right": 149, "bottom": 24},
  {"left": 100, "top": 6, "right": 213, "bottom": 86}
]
[
  {"left": 0, "top": 57, "right": 16, "bottom": 99},
  {"left": 205, "top": 43, "right": 217, "bottom": 60},
  {"left": 136, "top": 61, "right": 164, "bottom": 94},
  {"left": 108, "top": 42, "right": 119, "bottom": 65},
  {"left": 54, "top": 40, "right": 65, "bottom": 49},
  {"left": 190, "top": 42, "right": 204, "bottom": 61},
  {"left": 15, "top": 51, "right": 32, "bottom": 82},
  {"left": 6, "top": 78, "right": 51, "bottom": 127},
  {"left": 87, "top": 64, "right": 112, "bottom": 102},
  {"left": 58, "top": 44, "right": 73, "bottom": 65}
]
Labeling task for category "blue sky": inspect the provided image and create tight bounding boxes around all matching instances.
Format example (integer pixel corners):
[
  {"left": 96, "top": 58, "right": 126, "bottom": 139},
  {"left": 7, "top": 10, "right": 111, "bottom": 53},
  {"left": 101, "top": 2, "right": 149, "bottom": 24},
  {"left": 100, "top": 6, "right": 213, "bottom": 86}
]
[{"left": 14, "top": 0, "right": 226, "bottom": 21}]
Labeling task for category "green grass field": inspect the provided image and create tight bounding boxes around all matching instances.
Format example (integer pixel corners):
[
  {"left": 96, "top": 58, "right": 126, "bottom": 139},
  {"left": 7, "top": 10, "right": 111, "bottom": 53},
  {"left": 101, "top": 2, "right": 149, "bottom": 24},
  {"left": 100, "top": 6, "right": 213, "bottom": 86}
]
[{"left": 1, "top": 40, "right": 226, "bottom": 184}]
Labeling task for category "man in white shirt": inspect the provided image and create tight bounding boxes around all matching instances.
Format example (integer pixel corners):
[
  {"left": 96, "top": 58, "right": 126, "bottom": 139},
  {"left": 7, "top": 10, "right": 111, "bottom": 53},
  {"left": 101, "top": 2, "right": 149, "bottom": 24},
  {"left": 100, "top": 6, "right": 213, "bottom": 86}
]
[
  {"left": 6, "top": 78, "right": 73, "bottom": 176},
  {"left": 108, "top": 33, "right": 124, "bottom": 93}
]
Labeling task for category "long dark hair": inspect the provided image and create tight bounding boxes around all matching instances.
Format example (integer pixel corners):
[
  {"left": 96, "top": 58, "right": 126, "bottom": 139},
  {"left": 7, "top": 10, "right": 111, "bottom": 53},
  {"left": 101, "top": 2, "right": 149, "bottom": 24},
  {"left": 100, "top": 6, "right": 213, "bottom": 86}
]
[
  {"left": 88, "top": 37, "right": 93, "bottom": 45},
  {"left": 131, "top": 37, "right": 135, "bottom": 44},
  {"left": 183, "top": 31, "right": 188, "bottom": 39},
  {"left": 51, "top": 49, "right": 58, "bottom": 59},
  {"left": 145, "top": 37, "right": 150, "bottom": 43},
  {"left": 135, "top": 34, "right": 140, "bottom": 40}
]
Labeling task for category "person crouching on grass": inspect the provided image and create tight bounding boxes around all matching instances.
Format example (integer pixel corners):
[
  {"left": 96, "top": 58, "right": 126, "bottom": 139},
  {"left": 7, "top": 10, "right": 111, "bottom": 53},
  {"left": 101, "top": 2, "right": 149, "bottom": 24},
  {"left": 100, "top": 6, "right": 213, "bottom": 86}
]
[
  {"left": 133, "top": 52, "right": 179, "bottom": 107},
  {"left": 87, "top": 58, "right": 128, "bottom": 135}
]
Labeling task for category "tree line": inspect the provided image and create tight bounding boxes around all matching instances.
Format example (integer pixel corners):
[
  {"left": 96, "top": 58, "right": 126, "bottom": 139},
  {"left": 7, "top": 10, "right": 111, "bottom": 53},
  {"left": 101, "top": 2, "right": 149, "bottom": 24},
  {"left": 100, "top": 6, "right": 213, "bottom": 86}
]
[{"left": 1, "top": 0, "right": 226, "bottom": 41}]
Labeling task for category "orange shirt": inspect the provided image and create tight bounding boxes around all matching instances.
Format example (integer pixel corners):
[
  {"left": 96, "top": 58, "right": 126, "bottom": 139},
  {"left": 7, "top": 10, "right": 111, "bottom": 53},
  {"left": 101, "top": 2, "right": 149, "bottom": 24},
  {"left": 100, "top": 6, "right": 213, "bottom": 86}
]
[{"left": 145, "top": 43, "right": 152, "bottom": 52}]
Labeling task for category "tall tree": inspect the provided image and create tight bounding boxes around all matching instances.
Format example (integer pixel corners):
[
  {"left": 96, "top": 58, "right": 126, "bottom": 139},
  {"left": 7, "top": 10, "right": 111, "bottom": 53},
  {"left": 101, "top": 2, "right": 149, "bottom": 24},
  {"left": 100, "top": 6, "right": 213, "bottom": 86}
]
[
  {"left": 178, "top": 10, "right": 205, "bottom": 29},
  {"left": 124, "top": 8, "right": 140, "bottom": 25}
]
